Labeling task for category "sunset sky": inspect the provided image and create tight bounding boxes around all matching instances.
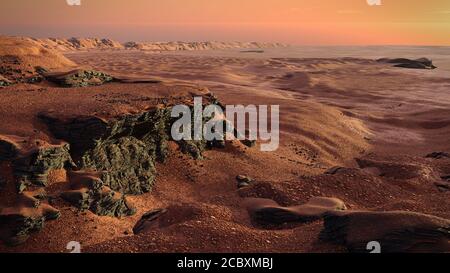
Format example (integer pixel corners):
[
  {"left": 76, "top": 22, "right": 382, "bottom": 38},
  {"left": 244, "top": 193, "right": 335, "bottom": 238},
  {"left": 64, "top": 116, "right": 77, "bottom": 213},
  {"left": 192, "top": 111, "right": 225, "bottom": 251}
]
[{"left": 0, "top": 0, "right": 449, "bottom": 45}]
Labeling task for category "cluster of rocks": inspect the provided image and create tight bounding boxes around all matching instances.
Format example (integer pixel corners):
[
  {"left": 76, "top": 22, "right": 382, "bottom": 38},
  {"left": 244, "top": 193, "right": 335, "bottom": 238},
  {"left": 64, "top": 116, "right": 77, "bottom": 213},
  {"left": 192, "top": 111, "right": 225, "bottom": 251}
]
[
  {"left": 0, "top": 75, "right": 12, "bottom": 87},
  {"left": 44, "top": 70, "right": 114, "bottom": 87},
  {"left": 0, "top": 135, "right": 75, "bottom": 192},
  {"left": 0, "top": 91, "right": 258, "bottom": 245},
  {"left": 0, "top": 189, "right": 60, "bottom": 246},
  {"left": 0, "top": 56, "right": 46, "bottom": 85},
  {"left": 61, "top": 171, "right": 136, "bottom": 217}
]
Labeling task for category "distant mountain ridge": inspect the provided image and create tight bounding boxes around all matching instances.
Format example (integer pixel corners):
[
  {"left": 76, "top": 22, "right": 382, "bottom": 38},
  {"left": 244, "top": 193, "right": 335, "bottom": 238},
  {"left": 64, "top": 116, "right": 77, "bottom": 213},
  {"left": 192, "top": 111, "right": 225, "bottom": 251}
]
[{"left": 32, "top": 37, "right": 288, "bottom": 52}]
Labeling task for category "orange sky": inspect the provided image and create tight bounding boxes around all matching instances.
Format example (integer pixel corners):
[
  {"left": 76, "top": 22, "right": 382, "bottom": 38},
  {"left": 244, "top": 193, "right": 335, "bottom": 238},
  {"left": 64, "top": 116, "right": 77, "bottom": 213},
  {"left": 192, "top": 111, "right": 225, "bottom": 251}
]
[{"left": 0, "top": 0, "right": 449, "bottom": 45}]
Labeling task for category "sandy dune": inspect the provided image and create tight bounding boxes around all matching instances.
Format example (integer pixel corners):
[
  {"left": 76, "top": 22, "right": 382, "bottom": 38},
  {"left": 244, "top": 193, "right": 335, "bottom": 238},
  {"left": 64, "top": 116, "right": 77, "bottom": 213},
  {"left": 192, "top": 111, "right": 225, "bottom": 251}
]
[{"left": 0, "top": 38, "right": 449, "bottom": 253}]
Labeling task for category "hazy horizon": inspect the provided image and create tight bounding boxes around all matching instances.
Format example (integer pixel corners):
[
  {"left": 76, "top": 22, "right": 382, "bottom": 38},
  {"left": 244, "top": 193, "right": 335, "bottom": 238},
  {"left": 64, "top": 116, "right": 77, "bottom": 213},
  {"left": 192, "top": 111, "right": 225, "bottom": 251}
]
[{"left": 0, "top": 0, "right": 449, "bottom": 46}]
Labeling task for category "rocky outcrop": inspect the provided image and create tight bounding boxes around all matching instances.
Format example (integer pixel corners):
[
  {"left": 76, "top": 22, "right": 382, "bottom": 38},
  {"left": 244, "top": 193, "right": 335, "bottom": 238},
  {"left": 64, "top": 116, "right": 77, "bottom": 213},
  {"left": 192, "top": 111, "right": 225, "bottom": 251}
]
[
  {"left": 244, "top": 197, "right": 347, "bottom": 225},
  {"left": 0, "top": 135, "right": 75, "bottom": 192},
  {"left": 0, "top": 81, "right": 253, "bottom": 245},
  {"left": 44, "top": 70, "right": 114, "bottom": 87},
  {"left": 40, "top": 106, "right": 173, "bottom": 195},
  {"left": 61, "top": 171, "right": 136, "bottom": 217},
  {"left": 377, "top": 58, "right": 437, "bottom": 69},
  {"left": 320, "top": 210, "right": 450, "bottom": 253},
  {"left": 0, "top": 189, "right": 60, "bottom": 246}
]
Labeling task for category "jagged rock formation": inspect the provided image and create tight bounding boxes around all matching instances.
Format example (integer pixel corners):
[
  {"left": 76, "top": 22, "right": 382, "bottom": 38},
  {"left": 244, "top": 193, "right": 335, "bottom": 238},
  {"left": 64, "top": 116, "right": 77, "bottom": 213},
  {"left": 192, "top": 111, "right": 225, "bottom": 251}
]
[
  {"left": 320, "top": 210, "right": 450, "bottom": 253},
  {"left": 61, "top": 171, "right": 136, "bottom": 217},
  {"left": 377, "top": 58, "right": 437, "bottom": 69},
  {"left": 244, "top": 197, "right": 347, "bottom": 225},
  {"left": 0, "top": 189, "right": 60, "bottom": 246},
  {"left": 0, "top": 135, "right": 75, "bottom": 192},
  {"left": 40, "top": 106, "right": 173, "bottom": 195},
  {"left": 44, "top": 70, "right": 114, "bottom": 87}
]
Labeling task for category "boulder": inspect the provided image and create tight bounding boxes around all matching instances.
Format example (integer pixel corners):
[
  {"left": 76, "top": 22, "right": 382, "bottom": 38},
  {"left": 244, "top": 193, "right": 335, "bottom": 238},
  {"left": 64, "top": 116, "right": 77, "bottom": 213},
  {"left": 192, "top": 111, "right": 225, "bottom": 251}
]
[
  {"left": 236, "top": 175, "right": 253, "bottom": 188},
  {"left": 377, "top": 58, "right": 437, "bottom": 69},
  {"left": 324, "top": 166, "right": 346, "bottom": 175},
  {"left": 426, "top": 152, "right": 450, "bottom": 159},
  {"left": 133, "top": 204, "right": 205, "bottom": 234}
]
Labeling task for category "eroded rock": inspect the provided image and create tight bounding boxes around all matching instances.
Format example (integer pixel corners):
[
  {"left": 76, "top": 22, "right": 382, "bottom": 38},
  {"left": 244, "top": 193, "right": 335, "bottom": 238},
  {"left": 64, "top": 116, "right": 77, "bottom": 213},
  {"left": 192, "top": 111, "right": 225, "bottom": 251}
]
[
  {"left": 44, "top": 69, "right": 114, "bottom": 87},
  {"left": 236, "top": 175, "right": 253, "bottom": 188},
  {"left": 435, "top": 181, "right": 450, "bottom": 192},
  {"left": 40, "top": 97, "right": 236, "bottom": 194},
  {"left": 177, "top": 140, "right": 207, "bottom": 160},
  {"left": 324, "top": 166, "right": 347, "bottom": 175},
  {"left": 61, "top": 170, "right": 136, "bottom": 217},
  {"left": 133, "top": 204, "right": 205, "bottom": 234},
  {"left": 0, "top": 189, "right": 60, "bottom": 246},
  {"left": 426, "top": 152, "right": 450, "bottom": 159},
  {"left": 0, "top": 75, "right": 12, "bottom": 87},
  {"left": 320, "top": 210, "right": 450, "bottom": 253},
  {"left": 0, "top": 135, "right": 75, "bottom": 192},
  {"left": 41, "top": 108, "right": 172, "bottom": 194},
  {"left": 377, "top": 58, "right": 437, "bottom": 69}
]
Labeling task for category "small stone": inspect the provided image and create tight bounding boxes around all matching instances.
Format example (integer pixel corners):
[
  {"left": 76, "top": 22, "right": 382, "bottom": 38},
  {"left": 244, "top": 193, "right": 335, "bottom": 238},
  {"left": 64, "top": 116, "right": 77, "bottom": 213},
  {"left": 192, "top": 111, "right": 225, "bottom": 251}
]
[{"left": 236, "top": 175, "right": 252, "bottom": 188}]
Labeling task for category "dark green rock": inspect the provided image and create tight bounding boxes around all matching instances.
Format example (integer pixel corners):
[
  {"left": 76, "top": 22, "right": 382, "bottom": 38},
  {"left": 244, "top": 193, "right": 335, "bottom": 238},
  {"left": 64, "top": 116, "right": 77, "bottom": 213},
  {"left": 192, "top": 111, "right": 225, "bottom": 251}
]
[
  {"left": 177, "top": 139, "right": 207, "bottom": 160},
  {"left": 0, "top": 191, "right": 60, "bottom": 246},
  {"left": 61, "top": 172, "right": 136, "bottom": 217},
  {"left": 0, "top": 136, "right": 75, "bottom": 192},
  {"left": 45, "top": 69, "right": 114, "bottom": 87},
  {"left": 13, "top": 142, "right": 76, "bottom": 191},
  {"left": 81, "top": 137, "right": 157, "bottom": 194}
]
